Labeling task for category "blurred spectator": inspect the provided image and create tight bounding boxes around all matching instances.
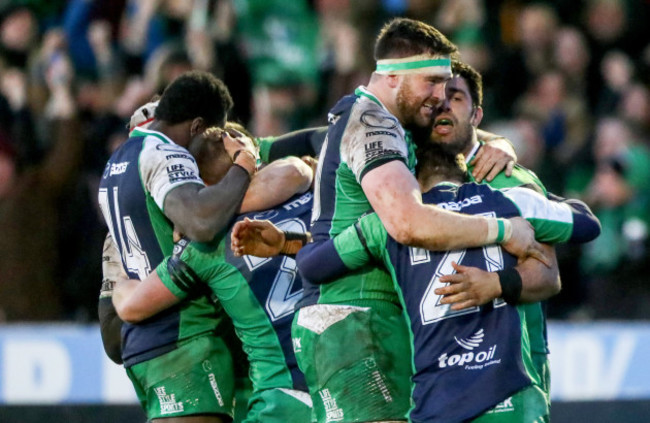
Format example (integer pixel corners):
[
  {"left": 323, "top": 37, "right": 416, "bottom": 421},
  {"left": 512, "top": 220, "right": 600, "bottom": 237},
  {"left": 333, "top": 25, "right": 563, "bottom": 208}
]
[
  {"left": 485, "top": 117, "right": 545, "bottom": 171},
  {"left": 580, "top": 147, "right": 650, "bottom": 318},
  {"left": 0, "top": 0, "right": 647, "bottom": 321},
  {"left": 0, "top": 52, "right": 82, "bottom": 321},
  {"left": 233, "top": 0, "right": 321, "bottom": 135},
  {"left": 0, "top": 6, "right": 38, "bottom": 68},
  {"left": 316, "top": 0, "right": 367, "bottom": 117},
  {"left": 619, "top": 82, "right": 650, "bottom": 134},
  {"left": 492, "top": 2, "right": 558, "bottom": 118},
  {"left": 554, "top": 26, "right": 591, "bottom": 101},
  {"left": 516, "top": 70, "right": 590, "bottom": 193},
  {"left": 594, "top": 50, "right": 634, "bottom": 117}
]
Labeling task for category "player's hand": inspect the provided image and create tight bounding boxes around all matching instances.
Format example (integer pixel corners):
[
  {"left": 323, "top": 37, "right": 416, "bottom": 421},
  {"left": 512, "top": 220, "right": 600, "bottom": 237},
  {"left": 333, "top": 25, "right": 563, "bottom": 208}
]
[
  {"left": 437, "top": 262, "right": 502, "bottom": 310},
  {"left": 231, "top": 218, "right": 285, "bottom": 257},
  {"left": 301, "top": 155, "right": 318, "bottom": 190},
  {"left": 223, "top": 129, "right": 257, "bottom": 175},
  {"left": 501, "top": 217, "right": 551, "bottom": 267},
  {"left": 223, "top": 128, "right": 257, "bottom": 160},
  {"left": 470, "top": 138, "right": 516, "bottom": 182}
]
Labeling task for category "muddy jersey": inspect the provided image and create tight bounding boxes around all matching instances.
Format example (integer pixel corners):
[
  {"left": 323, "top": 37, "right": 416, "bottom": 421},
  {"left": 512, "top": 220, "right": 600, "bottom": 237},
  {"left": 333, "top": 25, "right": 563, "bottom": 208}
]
[
  {"left": 159, "top": 192, "right": 313, "bottom": 393},
  {"left": 331, "top": 183, "right": 583, "bottom": 422},
  {"left": 299, "top": 86, "right": 417, "bottom": 308},
  {"left": 98, "top": 127, "right": 223, "bottom": 367}
]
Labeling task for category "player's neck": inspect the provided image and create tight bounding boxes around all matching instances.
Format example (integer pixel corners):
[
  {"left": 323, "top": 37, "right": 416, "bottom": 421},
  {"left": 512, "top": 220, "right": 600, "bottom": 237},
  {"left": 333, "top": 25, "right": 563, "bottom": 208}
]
[
  {"left": 366, "top": 75, "right": 400, "bottom": 120},
  {"left": 148, "top": 120, "right": 191, "bottom": 147},
  {"left": 418, "top": 169, "right": 462, "bottom": 192},
  {"left": 462, "top": 134, "right": 480, "bottom": 159}
]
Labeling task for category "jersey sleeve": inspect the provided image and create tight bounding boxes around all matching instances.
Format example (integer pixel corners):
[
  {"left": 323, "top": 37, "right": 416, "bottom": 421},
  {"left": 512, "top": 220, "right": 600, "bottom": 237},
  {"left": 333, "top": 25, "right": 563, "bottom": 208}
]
[
  {"left": 296, "top": 212, "right": 388, "bottom": 283},
  {"left": 500, "top": 187, "right": 600, "bottom": 243},
  {"left": 334, "top": 213, "right": 388, "bottom": 267},
  {"left": 100, "top": 232, "right": 127, "bottom": 300},
  {"left": 139, "top": 138, "right": 205, "bottom": 210},
  {"left": 342, "top": 105, "right": 409, "bottom": 183},
  {"left": 156, "top": 257, "right": 192, "bottom": 301}
]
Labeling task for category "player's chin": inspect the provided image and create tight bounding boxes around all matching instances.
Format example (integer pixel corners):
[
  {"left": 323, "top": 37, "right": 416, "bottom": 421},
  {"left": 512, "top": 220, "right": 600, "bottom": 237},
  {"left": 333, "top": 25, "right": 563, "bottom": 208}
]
[{"left": 414, "top": 114, "right": 435, "bottom": 129}]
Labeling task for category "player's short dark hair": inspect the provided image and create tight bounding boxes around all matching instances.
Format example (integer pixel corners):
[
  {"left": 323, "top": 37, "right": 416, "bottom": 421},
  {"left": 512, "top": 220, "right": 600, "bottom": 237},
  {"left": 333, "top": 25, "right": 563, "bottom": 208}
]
[
  {"left": 416, "top": 141, "right": 468, "bottom": 183},
  {"left": 374, "top": 18, "right": 458, "bottom": 61},
  {"left": 155, "top": 71, "right": 233, "bottom": 128},
  {"left": 452, "top": 61, "right": 483, "bottom": 107}
]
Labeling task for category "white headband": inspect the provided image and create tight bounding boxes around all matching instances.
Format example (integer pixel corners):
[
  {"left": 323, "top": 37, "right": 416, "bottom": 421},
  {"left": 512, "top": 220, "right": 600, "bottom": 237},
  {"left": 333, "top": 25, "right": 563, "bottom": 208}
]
[{"left": 376, "top": 54, "right": 452, "bottom": 75}]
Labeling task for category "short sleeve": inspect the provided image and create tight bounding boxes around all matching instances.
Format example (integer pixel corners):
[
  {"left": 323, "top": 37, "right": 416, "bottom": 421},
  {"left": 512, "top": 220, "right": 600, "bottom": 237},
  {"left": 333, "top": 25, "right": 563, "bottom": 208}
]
[
  {"left": 341, "top": 104, "right": 409, "bottom": 183},
  {"left": 139, "top": 138, "right": 205, "bottom": 210}
]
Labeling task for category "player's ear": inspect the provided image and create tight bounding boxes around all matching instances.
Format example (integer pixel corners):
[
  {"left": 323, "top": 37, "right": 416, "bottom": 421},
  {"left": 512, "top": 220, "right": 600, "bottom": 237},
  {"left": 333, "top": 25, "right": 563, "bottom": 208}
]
[
  {"left": 471, "top": 106, "right": 483, "bottom": 127},
  {"left": 386, "top": 73, "right": 401, "bottom": 89},
  {"left": 190, "top": 117, "right": 205, "bottom": 137}
]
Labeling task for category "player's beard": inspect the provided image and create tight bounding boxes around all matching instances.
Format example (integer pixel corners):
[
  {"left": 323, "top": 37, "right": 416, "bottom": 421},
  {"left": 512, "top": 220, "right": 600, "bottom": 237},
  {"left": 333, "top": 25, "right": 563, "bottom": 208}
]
[
  {"left": 396, "top": 80, "right": 435, "bottom": 132},
  {"left": 431, "top": 119, "right": 474, "bottom": 156}
]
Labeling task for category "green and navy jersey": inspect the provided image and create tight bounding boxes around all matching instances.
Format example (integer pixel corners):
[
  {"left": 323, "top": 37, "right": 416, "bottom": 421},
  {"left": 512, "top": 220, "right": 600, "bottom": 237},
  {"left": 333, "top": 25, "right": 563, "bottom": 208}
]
[
  {"left": 466, "top": 142, "right": 550, "bottom": 358},
  {"left": 300, "top": 86, "right": 417, "bottom": 308},
  {"left": 299, "top": 182, "right": 596, "bottom": 422},
  {"left": 465, "top": 142, "right": 547, "bottom": 195},
  {"left": 98, "top": 127, "right": 222, "bottom": 367},
  {"left": 159, "top": 192, "right": 313, "bottom": 393}
]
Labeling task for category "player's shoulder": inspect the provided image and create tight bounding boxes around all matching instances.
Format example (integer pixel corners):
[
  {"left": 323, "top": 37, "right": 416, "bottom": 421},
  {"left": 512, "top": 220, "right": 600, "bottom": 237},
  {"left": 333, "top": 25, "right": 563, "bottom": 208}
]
[
  {"left": 490, "top": 164, "right": 546, "bottom": 194},
  {"left": 349, "top": 94, "right": 400, "bottom": 136}
]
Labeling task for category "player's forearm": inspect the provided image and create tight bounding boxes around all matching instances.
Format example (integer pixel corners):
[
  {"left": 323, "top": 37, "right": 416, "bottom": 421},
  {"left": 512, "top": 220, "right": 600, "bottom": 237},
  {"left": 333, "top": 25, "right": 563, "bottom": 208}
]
[
  {"left": 169, "top": 165, "right": 250, "bottom": 242},
  {"left": 384, "top": 203, "right": 496, "bottom": 250},
  {"left": 295, "top": 239, "right": 349, "bottom": 284},
  {"left": 112, "top": 278, "right": 144, "bottom": 323},
  {"left": 547, "top": 192, "right": 601, "bottom": 243},
  {"left": 240, "top": 157, "right": 312, "bottom": 213},
  {"left": 363, "top": 161, "right": 501, "bottom": 250},
  {"left": 260, "top": 126, "right": 327, "bottom": 163},
  {"left": 98, "top": 298, "right": 124, "bottom": 364},
  {"left": 515, "top": 243, "right": 560, "bottom": 302}
]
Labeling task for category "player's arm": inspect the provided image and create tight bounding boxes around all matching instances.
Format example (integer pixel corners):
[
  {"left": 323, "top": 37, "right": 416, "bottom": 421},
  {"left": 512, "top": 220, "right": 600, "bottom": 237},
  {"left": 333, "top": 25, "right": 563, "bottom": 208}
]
[
  {"left": 361, "top": 160, "right": 547, "bottom": 263},
  {"left": 113, "top": 271, "right": 180, "bottom": 324},
  {"left": 546, "top": 192, "right": 601, "bottom": 243},
  {"left": 436, "top": 190, "right": 598, "bottom": 309},
  {"left": 164, "top": 137, "right": 257, "bottom": 242},
  {"left": 240, "top": 156, "right": 313, "bottom": 213},
  {"left": 231, "top": 218, "right": 311, "bottom": 257},
  {"left": 297, "top": 213, "right": 386, "bottom": 283},
  {"left": 229, "top": 216, "right": 371, "bottom": 283},
  {"left": 437, "top": 243, "right": 560, "bottom": 310},
  {"left": 502, "top": 187, "right": 601, "bottom": 244},
  {"left": 258, "top": 126, "right": 327, "bottom": 163},
  {"left": 98, "top": 233, "right": 125, "bottom": 364},
  {"left": 473, "top": 129, "right": 517, "bottom": 181}
]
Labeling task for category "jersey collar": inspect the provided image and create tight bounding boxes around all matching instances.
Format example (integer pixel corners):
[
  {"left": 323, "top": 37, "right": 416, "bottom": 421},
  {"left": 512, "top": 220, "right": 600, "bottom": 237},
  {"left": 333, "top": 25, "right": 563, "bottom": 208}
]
[
  {"left": 464, "top": 141, "right": 481, "bottom": 164},
  {"left": 355, "top": 86, "right": 389, "bottom": 111},
  {"left": 130, "top": 127, "right": 176, "bottom": 145}
]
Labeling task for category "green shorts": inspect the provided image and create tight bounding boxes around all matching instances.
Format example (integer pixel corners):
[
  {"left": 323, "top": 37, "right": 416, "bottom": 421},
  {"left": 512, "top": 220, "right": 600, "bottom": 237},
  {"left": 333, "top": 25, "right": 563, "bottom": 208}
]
[
  {"left": 126, "top": 334, "right": 235, "bottom": 420},
  {"left": 471, "top": 383, "right": 549, "bottom": 423},
  {"left": 243, "top": 388, "right": 313, "bottom": 423},
  {"left": 532, "top": 352, "right": 551, "bottom": 398},
  {"left": 293, "top": 302, "right": 411, "bottom": 423}
]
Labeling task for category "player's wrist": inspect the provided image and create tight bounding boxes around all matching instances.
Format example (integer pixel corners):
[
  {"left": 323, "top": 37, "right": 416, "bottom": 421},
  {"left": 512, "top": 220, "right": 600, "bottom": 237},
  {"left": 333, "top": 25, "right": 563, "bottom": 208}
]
[
  {"left": 495, "top": 267, "right": 522, "bottom": 305},
  {"left": 280, "top": 231, "right": 311, "bottom": 256},
  {"left": 485, "top": 218, "right": 512, "bottom": 244},
  {"left": 233, "top": 149, "right": 257, "bottom": 176}
]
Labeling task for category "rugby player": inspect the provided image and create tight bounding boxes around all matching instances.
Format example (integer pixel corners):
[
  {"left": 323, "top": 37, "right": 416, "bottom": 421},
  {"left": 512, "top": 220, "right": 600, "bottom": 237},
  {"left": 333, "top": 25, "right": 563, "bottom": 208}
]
[
  {"left": 289, "top": 18, "right": 546, "bottom": 422},
  {"left": 98, "top": 71, "right": 256, "bottom": 422},
  {"left": 112, "top": 127, "right": 316, "bottom": 423}
]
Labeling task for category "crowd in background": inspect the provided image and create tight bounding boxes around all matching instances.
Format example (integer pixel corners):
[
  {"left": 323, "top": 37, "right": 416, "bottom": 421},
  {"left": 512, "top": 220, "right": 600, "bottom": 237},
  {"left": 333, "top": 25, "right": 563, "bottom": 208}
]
[{"left": 0, "top": 0, "right": 648, "bottom": 322}]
